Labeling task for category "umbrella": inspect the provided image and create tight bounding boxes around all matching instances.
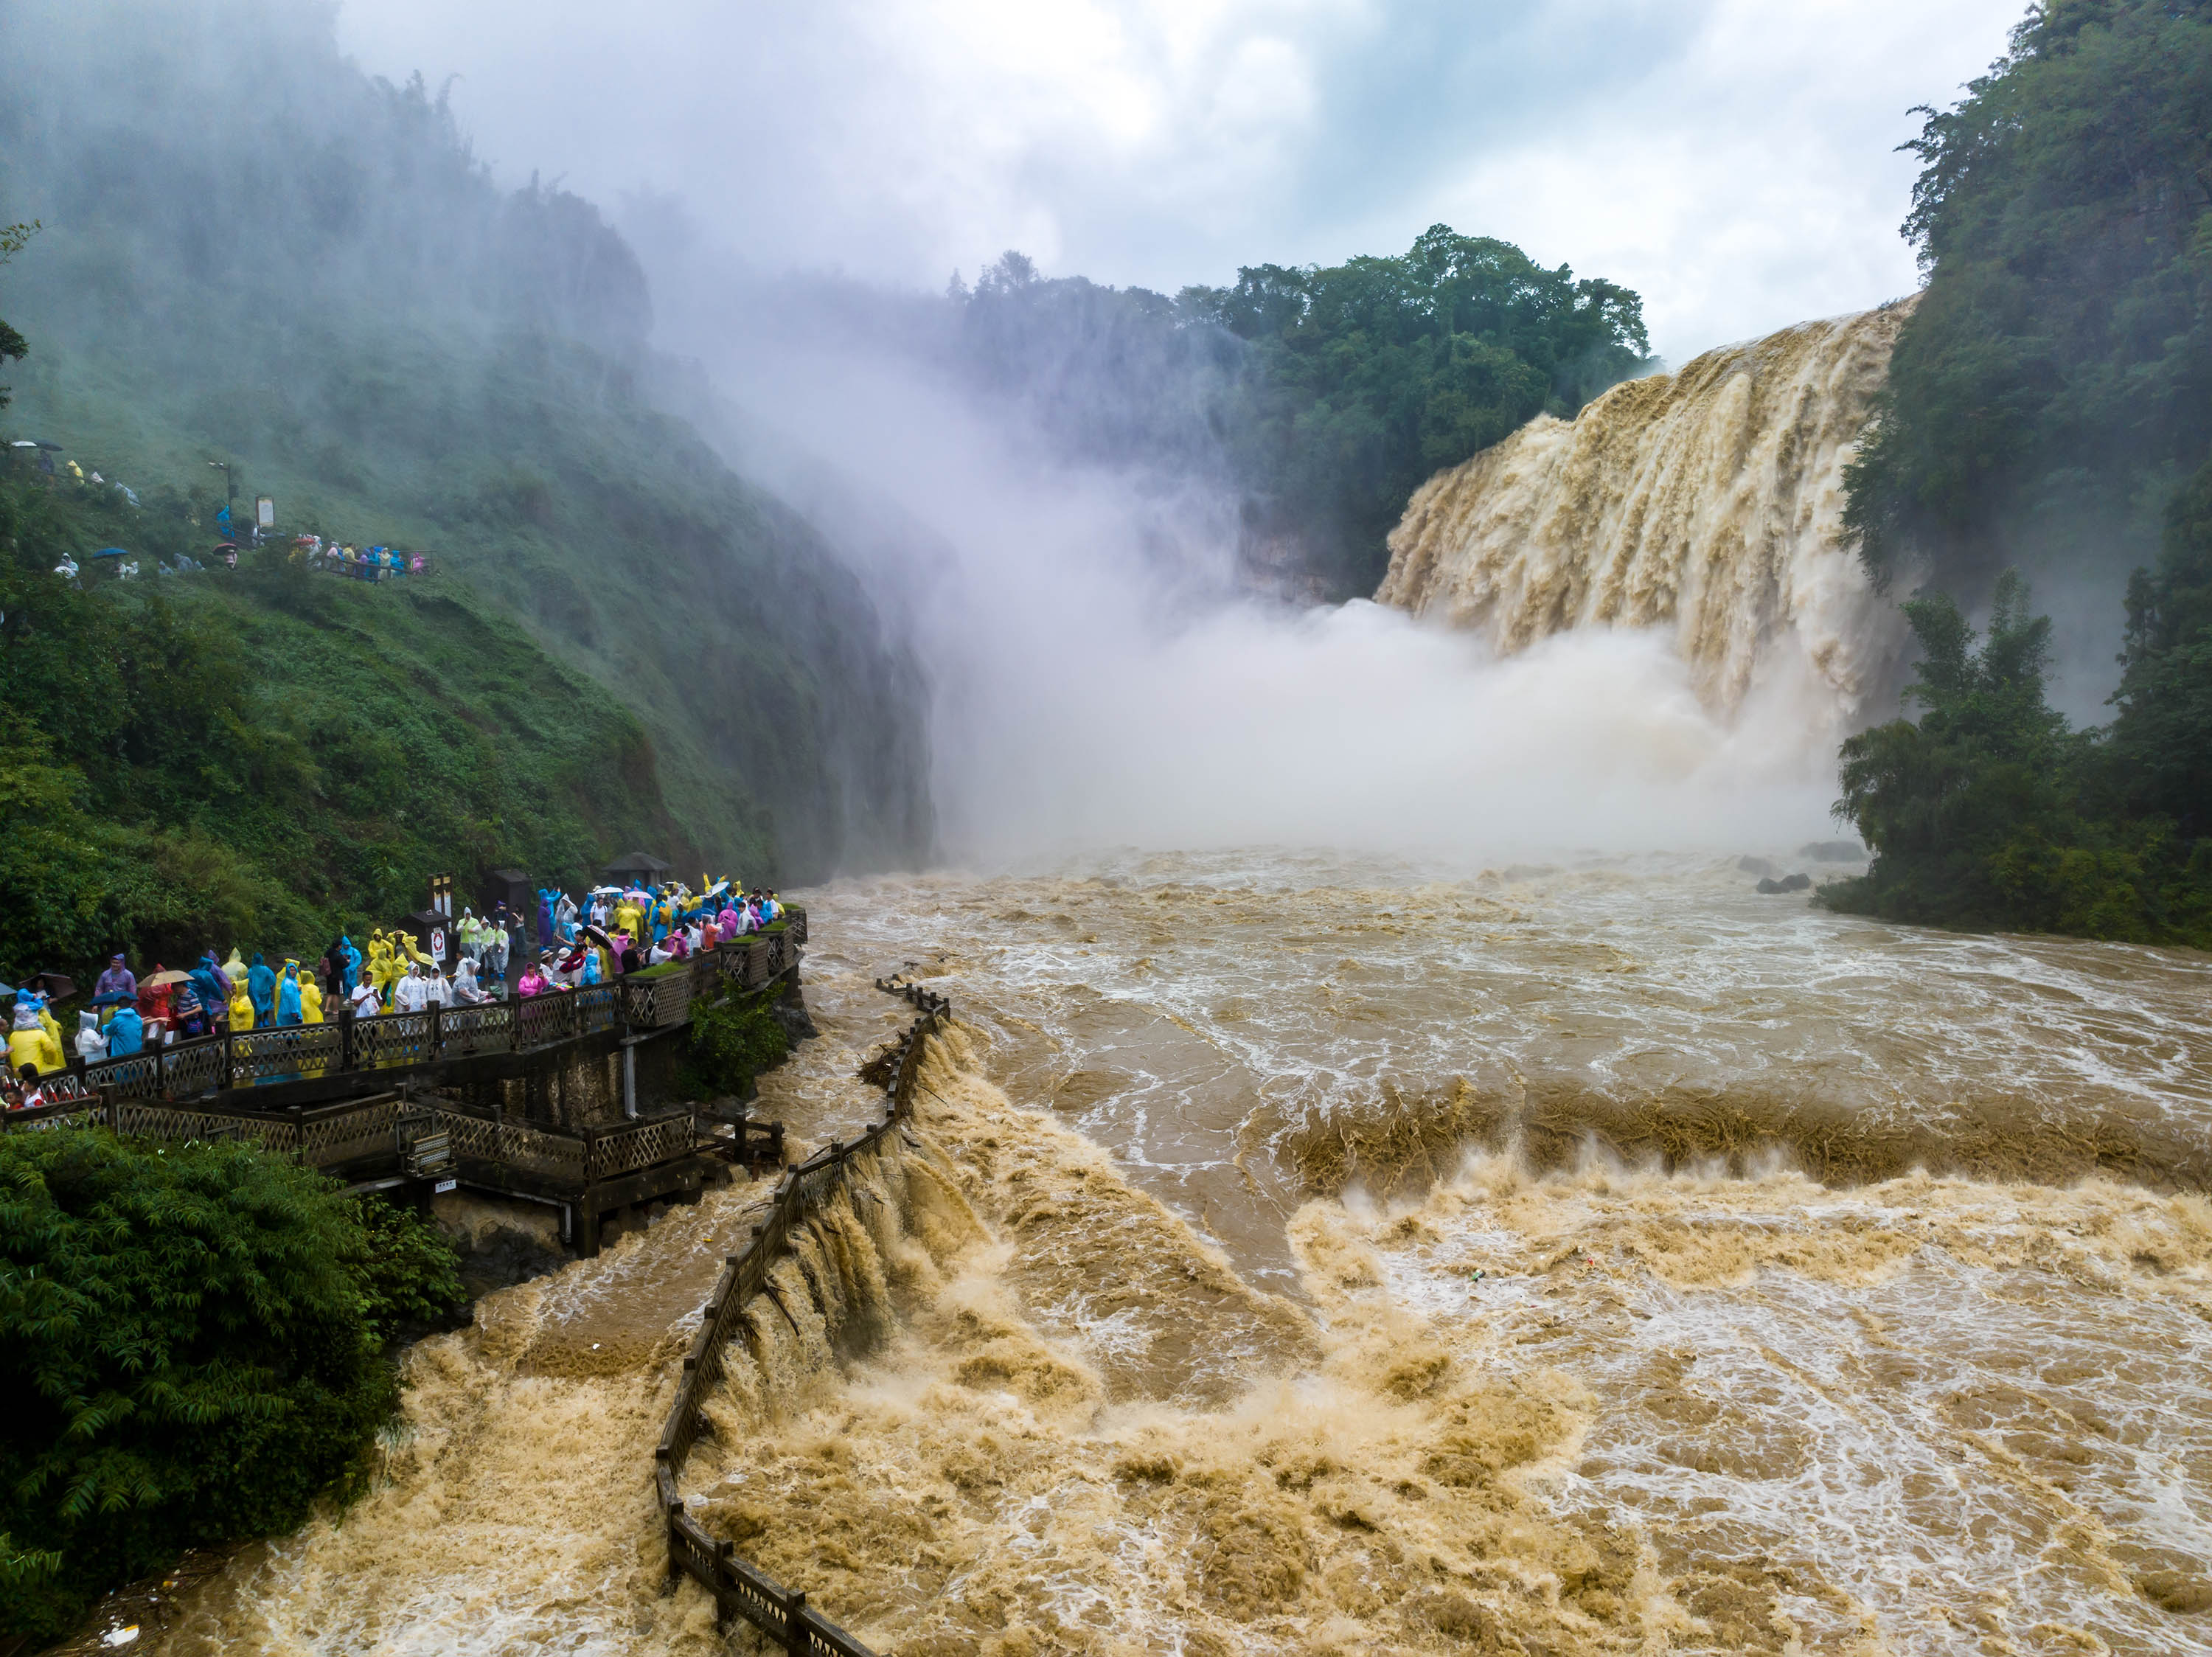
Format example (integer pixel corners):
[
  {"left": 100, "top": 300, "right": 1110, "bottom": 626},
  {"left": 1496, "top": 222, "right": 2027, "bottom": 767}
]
[
  {"left": 10, "top": 440, "right": 60, "bottom": 451},
  {"left": 144, "top": 968, "right": 192, "bottom": 987},
  {"left": 93, "top": 547, "right": 131, "bottom": 558},
  {"left": 88, "top": 990, "right": 136, "bottom": 1008},
  {"left": 27, "top": 971, "right": 77, "bottom": 999},
  {"left": 588, "top": 885, "right": 623, "bottom": 897}
]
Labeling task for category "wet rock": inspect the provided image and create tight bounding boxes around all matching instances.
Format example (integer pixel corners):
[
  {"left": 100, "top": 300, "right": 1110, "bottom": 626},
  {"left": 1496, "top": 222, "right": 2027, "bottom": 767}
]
[
  {"left": 429, "top": 1190, "right": 568, "bottom": 1299},
  {"left": 1754, "top": 873, "right": 1812, "bottom": 894},
  {"left": 1736, "top": 855, "right": 1778, "bottom": 878}
]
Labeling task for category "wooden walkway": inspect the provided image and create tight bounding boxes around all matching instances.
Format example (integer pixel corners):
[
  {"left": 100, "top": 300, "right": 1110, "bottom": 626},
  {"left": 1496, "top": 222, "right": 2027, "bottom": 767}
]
[{"left": 3, "top": 916, "right": 807, "bottom": 1256}]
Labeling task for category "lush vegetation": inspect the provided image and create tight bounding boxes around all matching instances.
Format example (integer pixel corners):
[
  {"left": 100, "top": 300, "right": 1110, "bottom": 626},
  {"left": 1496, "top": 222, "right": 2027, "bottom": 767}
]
[
  {"left": 1823, "top": 461, "right": 2212, "bottom": 943},
  {"left": 1843, "top": 0, "right": 2212, "bottom": 588},
  {"left": 0, "top": 0, "right": 932, "bottom": 996},
  {"left": 0, "top": 465, "right": 691, "bottom": 983},
  {"left": 1823, "top": 0, "right": 2212, "bottom": 944},
  {"left": 945, "top": 227, "right": 1651, "bottom": 596},
  {"left": 0, "top": 1130, "right": 463, "bottom": 1642},
  {"left": 1179, "top": 227, "right": 1651, "bottom": 592},
  {"left": 684, "top": 984, "right": 793, "bottom": 1100}
]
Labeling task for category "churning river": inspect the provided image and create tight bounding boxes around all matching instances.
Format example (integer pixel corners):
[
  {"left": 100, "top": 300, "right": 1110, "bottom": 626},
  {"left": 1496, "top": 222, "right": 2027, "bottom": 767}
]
[{"left": 142, "top": 850, "right": 2212, "bottom": 1656}]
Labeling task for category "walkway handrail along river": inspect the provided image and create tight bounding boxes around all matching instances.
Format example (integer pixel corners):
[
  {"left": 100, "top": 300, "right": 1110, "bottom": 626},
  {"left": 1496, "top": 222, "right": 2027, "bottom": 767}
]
[{"left": 654, "top": 976, "right": 951, "bottom": 1656}]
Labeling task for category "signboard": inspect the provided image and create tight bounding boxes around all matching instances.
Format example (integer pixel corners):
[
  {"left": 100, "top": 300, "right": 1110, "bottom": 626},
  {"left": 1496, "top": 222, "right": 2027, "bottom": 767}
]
[
  {"left": 255, "top": 496, "right": 274, "bottom": 528},
  {"left": 430, "top": 872, "right": 454, "bottom": 918},
  {"left": 434, "top": 1178, "right": 457, "bottom": 1194},
  {"left": 428, "top": 926, "right": 447, "bottom": 963}
]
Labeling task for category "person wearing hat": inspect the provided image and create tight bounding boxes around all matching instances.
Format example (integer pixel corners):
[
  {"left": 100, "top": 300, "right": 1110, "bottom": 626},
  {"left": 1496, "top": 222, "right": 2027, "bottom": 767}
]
[
  {"left": 189, "top": 953, "right": 232, "bottom": 1035},
  {"left": 248, "top": 953, "right": 277, "bottom": 1024},
  {"left": 274, "top": 961, "right": 304, "bottom": 1026},
  {"left": 95, "top": 953, "right": 136, "bottom": 1001},
  {"left": 10, "top": 993, "right": 63, "bottom": 1076},
  {"left": 105, "top": 1001, "right": 145, "bottom": 1055},
  {"left": 392, "top": 962, "right": 431, "bottom": 1015}
]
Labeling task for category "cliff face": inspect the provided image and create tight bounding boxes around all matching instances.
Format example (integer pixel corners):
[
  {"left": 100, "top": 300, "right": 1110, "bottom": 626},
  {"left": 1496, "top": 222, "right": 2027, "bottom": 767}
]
[{"left": 1377, "top": 301, "right": 1915, "bottom": 722}]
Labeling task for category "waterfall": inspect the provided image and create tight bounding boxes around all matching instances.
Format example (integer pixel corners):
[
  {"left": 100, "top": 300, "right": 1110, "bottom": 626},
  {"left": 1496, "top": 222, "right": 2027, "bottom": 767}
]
[{"left": 1376, "top": 300, "right": 1914, "bottom": 723}]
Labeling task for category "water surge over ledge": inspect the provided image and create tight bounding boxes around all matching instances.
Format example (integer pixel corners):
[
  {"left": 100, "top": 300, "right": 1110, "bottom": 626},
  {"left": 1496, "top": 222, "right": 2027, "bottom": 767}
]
[{"left": 1378, "top": 303, "right": 1916, "bottom": 735}]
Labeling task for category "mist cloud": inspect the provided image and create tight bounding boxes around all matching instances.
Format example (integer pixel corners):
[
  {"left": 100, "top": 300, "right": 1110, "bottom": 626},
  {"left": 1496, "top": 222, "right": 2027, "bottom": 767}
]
[{"left": 333, "top": 0, "right": 2013, "bottom": 363}]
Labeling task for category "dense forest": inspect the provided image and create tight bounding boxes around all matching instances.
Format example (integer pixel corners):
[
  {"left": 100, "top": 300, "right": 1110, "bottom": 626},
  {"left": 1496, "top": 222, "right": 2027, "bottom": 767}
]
[
  {"left": 919, "top": 229, "right": 1652, "bottom": 597},
  {"left": 0, "top": 1130, "right": 465, "bottom": 1642},
  {"left": 1823, "top": 0, "right": 2212, "bottom": 942},
  {"left": 0, "top": 0, "right": 933, "bottom": 984}
]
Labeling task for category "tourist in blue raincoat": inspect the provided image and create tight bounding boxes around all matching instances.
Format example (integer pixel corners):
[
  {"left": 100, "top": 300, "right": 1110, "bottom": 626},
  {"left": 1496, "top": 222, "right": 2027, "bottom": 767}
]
[
  {"left": 248, "top": 952, "right": 277, "bottom": 1023},
  {"left": 275, "top": 962, "right": 304, "bottom": 1026},
  {"left": 105, "top": 1002, "right": 144, "bottom": 1056}
]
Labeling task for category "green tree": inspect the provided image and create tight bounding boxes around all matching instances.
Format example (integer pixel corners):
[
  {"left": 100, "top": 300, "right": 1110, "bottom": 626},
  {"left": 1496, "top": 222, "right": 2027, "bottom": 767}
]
[
  {"left": 1821, "top": 572, "right": 2212, "bottom": 942},
  {"left": 1843, "top": 0, "right": 2212, "bottom": 586},
  {"left": 0, "top": 1131, "right": 462, "bottom": 1642},
  {"left": 2107, "top": 453, "right": 2212, "bottom": 836},
  {"left": 0, "top": 219, "right": 38, "bottom": 414},
  {"left": 1181, "top": 225, "right": 1652, "bottom": 591}
]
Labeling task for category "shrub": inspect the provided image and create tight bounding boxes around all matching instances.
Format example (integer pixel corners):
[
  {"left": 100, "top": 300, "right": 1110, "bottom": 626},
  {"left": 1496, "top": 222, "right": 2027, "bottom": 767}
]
[
  {"left": 0, "top": 1130, "right": 462, "bottom": 1641},
  {"left": 686, "top": 988, "right": 790, "bottom": 1098}
]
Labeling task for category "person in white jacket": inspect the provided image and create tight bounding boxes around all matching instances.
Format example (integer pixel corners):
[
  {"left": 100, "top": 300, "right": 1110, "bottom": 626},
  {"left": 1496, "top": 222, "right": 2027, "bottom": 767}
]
[{"left": 392, "top": 963, "right": 431, "bottom": 1014}]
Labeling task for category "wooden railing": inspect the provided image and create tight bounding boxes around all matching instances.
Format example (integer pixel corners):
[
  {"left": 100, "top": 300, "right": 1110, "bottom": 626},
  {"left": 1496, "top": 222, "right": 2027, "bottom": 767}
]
[
  {"left": 3, "top": 1083, "right": 712, "bottom": 1195},
  {"left": 63, "top": 913, "right": 806, "bottom": 1105},
  {"left": 654, "top": 977, "right": 951, "bottom": 1655}
]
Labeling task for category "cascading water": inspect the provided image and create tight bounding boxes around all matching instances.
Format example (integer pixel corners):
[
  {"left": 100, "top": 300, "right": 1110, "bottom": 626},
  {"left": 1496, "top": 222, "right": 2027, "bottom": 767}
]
[{"left": 1377, "top": 302, "right": 1916, "bottom": 729}]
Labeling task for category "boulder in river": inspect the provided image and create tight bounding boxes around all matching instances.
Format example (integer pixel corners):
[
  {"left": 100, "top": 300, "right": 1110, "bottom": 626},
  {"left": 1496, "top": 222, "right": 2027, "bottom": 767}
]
[{"left": 1756, "top": 872, "right": 1813, "bottom": 894}]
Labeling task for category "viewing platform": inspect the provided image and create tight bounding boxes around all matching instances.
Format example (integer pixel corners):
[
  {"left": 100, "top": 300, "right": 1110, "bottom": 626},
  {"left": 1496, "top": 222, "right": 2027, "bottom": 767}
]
[{"left": 3, "top": 914, "right": 807, "bottom": 1257}]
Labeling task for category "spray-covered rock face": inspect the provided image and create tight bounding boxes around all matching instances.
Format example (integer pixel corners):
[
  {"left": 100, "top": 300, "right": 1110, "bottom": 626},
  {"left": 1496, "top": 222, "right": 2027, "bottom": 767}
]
[{"left": 1379, "top": 302, "right": 1917, "bottom": 731}]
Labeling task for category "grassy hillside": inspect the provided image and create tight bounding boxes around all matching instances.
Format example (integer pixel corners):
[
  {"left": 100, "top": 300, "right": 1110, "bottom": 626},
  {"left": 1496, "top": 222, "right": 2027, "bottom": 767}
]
[{"left": 0, "top": 0, "right": 932, "bottom": 980}]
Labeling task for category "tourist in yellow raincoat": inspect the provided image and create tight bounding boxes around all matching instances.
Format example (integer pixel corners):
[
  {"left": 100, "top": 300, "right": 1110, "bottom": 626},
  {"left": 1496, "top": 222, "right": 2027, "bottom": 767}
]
[
  {"left": 227, "top": 978, "right": 256, "bottom": 1031},
  {"left": 367, "top": 932, "right": 399, "bottom": 1005},
  {"left": 8, "top": 994, "right": 64, "bottom": 1076}
]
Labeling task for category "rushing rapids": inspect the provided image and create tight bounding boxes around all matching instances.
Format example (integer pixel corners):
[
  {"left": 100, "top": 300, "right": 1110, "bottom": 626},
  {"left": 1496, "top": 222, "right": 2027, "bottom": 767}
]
[
  {"left": 132, "top": 852, "right": 2212, "bottom": 1656},
  {"left": 1376, "top": 303, "right": 1916, "bottom": 726}
]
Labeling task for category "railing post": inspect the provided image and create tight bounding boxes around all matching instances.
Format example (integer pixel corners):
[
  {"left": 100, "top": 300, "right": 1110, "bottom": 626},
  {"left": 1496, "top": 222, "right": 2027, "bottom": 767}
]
[
  {"left": 785, "top": 1589, "right": 807, "bottom": 1656},
  {"left": 430, "top": 1003, "right": 444, "bottom": 1060},
  {"left": 338, "top": 1007, "right": 355, "bottom": 1073},
  {"left": 222, "top": 1032, "right": 236, "bottom": 1091}
]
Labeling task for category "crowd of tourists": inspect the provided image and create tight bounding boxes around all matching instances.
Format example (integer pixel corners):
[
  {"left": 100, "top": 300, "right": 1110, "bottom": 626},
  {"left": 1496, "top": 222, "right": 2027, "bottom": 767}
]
[
  {"left": 2, "top": 878, "right": 787, "bottom": 1108},
  {"left": 291, "top": 535, "right": 429, "bottom": 579}
]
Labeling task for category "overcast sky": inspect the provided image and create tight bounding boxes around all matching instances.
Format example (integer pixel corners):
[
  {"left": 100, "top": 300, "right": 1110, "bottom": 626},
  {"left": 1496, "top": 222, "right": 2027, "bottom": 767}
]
[{"left": 334, "top": 0, "right": 2018, "bottom": 366}]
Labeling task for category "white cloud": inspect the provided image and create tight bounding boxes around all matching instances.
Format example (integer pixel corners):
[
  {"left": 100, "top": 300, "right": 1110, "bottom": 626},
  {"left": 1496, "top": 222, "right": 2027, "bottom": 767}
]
[{"left": 335, "top": 0, "right": 2015, "bottom": 353}]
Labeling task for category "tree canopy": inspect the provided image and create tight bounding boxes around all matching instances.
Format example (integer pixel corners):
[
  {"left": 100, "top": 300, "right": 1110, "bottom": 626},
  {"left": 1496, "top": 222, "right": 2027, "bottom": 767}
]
[
  {"left": 1844, "top": 0, "right": 2212, "bottom": 586},
  {"left": 940, "top": 226, "right": 1652, "bottom": 597},
  {"left": 1179, "top": 226, "right": 1651, "bottom": 592},
  {"left": 0, "top": 1131, "right": 462, "bottom": 1642}
]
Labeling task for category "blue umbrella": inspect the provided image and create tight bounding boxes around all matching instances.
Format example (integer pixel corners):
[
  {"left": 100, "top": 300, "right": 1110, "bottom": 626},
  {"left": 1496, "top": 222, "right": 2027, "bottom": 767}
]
[{"left": 92, "top": 546, "right": 131, "bottom": 558}]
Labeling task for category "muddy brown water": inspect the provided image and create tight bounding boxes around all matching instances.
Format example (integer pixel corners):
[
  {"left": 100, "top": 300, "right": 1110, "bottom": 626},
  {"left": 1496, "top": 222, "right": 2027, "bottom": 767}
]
[{"left": 129, "top": 851, "right": 2212, "bottom": 1656}]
